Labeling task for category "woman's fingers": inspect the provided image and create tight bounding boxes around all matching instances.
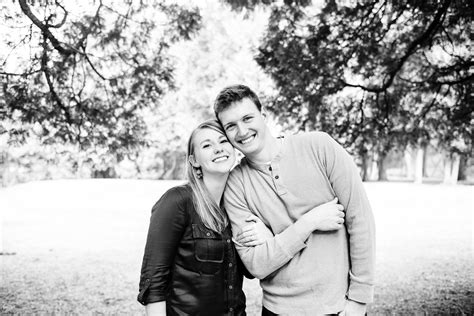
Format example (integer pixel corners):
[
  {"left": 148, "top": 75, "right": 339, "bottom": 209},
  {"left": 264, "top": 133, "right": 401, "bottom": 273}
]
[
  {"left": 245, "top": 214, "right": 259, "bottom": 223},
  {"left": 237, "top": 224, "right": 257, "bottom": 238},
  {"left": 241, "top": 239, "right": 264, "bottom": 247},
  {"left": 236, "top": 234, "right": 255, "bottom": 244}
]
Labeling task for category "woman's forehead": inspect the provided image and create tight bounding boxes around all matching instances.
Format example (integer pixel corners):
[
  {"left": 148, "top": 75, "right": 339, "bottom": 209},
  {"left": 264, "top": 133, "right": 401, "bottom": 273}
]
[{"left": 193, "top": 127, "right": 224, "bottom": 142}]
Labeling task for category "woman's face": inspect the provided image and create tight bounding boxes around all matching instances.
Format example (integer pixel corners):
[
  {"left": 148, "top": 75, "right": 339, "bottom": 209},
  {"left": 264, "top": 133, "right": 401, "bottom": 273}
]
[{"left": 191, "top": 128, "right": 236, "bottom": 177}]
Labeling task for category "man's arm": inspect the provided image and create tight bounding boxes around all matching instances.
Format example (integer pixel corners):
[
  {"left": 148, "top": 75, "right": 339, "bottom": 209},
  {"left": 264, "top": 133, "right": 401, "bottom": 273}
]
[
  {"left": 225, "top": 172, "right": 345, "bottom": 279},
  {"left": 315, "top": 132, "right": 376, "bottom": 304}
]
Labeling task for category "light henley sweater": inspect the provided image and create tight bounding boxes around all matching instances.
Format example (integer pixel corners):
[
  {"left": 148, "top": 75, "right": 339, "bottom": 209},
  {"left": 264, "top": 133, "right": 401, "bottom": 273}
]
[{"left": 224, "top": 131, "right": 375, "bottom": 315}]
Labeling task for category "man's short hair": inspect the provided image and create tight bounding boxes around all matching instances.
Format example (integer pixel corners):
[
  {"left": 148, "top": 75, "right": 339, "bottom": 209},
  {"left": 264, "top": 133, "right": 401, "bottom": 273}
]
[{"left": 214, "top": 84, "right": 262, "bottom": 118}]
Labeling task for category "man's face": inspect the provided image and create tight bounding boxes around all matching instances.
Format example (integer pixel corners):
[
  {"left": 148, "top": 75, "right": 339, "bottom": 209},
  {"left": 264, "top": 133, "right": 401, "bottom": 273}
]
[{"left": 218, "top": 98, "right": 268, "bottom": 157}]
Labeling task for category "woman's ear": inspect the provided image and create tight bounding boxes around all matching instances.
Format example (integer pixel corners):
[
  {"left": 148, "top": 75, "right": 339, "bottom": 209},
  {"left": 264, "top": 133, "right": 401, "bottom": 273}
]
[
  {"left": 188, "top": 155, "right": 200, "bottom": 168},
  {"left": 261, "top": 109, "right": 268, "bottom": 121}
]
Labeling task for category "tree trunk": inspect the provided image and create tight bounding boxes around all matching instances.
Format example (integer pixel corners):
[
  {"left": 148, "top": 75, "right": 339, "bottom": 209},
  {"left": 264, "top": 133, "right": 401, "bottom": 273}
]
[
  {"left": 443, "top": 152, "right": 460, "bottom": 185},
  {"left": 422, "top": 146, "right": 429, "bottom": 177},
  {"left": 377, "top": 152, "right": 388, "bottom": 181},
  {"left": 451, "top": 154, "right": 460, "bottom": 184},
  {"left": 370, "top": 152, "right": 379, "bottom": 181},
  {"left": 404, "top": 147, "right": 414, "bottom": 180},
  {"left": 360, "top": 152, "right": 370, "bottom": 181},
  {"left": 162, "top": 155, "right": 177, "bottom": 180},
  {"left": 457, "top": 154, "right": 468, "bottom": 181},
  {"left": 414, "top": 146, "right": 424, "bottom": 184}
]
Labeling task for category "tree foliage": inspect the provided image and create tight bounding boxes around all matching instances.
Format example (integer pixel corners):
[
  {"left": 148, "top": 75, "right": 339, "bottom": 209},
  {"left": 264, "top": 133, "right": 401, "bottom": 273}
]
[
  {"left": 1, "top": 0, "right": 201, "bottom": 157},
  {"left": 227, "top": 0, "right": 473, "bottom": 161}
]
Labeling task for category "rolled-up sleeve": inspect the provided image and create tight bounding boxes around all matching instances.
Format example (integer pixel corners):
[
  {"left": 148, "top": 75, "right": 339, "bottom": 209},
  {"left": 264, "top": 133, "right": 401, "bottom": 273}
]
[{"left": 137, "top": 188, "right": 187, "bottom": 305}]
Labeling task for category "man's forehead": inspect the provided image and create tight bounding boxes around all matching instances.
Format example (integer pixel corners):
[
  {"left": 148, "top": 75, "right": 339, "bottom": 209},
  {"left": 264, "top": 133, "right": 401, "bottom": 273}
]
[{"left": 220, "top": 98, "right": 260, "bottom": 121}]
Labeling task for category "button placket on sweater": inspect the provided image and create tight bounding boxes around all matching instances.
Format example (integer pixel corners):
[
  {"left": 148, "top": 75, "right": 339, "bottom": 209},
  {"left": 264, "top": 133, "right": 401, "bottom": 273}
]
[{"left": 268, "top": 162, "right": 287, "bottom": 196}]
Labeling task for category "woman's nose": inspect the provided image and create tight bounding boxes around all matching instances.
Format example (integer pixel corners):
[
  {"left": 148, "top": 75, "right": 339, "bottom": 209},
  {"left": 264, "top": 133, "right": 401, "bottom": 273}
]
[{"left": 214, "top": 144, "right": 223, "bottom": 153}]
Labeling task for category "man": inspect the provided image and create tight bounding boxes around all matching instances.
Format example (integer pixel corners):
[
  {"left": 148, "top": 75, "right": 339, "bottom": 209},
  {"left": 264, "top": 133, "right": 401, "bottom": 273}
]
[{"left": 214, "top": 84, "right": 375, "bottom": 315}]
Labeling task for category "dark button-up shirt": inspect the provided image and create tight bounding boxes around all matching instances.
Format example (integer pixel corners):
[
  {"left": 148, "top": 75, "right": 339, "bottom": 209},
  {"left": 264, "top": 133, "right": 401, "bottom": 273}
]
[{"left": 138, "top": 184, "right": 248, "bottom": 315}]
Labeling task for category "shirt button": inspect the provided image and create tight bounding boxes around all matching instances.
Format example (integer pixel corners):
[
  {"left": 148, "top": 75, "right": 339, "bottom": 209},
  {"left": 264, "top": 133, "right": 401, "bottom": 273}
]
[
  {"left": 229, "top": 307, "right": 234, "bottom": 312},
  {"left": 226, "top": 239, "right": 231, "bottom": 243},
  {"left": 229, "top": 263, "right": 233, "bottom": 267},
  {"left": 229, "top": 285, "right": 233, "bottom": 289},
  {"left": 275, "top": 175, "right": 279, "bottom": 179},
  {"left": 206, "top": 232, "right": 211, "bottom": 236}
]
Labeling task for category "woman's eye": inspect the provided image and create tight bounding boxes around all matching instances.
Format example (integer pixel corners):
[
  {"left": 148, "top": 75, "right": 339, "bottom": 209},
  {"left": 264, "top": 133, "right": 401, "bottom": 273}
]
[
  {"left": 202, "top": 144, "right": 210, "bottom": 149},
  {"left": 226, "top": 125, "right": 235, "bottom": 131},
  {"left": 244, "top": 116, "right": 253, "bottom": 122},
  {"left": 220, "top": 139, "right": 228, "bottom": 143}
]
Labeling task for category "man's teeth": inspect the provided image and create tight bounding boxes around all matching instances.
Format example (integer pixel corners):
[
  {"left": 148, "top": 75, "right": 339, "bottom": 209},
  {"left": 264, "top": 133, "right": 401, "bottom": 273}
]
[
  {"left": 241, "top": 135, "right": 254, "bottom": 144},
  {"left": 213, "top": 156, "right": 228, "bottom": 162}
]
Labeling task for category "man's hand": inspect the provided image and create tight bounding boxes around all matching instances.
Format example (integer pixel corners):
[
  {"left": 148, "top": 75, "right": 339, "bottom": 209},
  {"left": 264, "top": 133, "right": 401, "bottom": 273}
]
[
  {"left": 339, "top": 299, "right": 367, "bottom": 316},
  {"left": 302, "top": 197, "right": 345, "bottom": 231}
]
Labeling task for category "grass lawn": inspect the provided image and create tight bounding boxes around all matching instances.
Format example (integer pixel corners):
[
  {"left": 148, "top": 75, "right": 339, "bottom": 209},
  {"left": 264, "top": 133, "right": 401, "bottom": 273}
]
[{"left": 1, "top": 180, "right": 472, "bottom": 315}]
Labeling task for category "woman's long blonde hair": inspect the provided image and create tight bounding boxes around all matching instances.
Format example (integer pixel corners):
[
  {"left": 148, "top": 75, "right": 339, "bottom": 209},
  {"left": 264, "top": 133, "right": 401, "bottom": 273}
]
[{"left": 186, "top": 119, "right": 230, "bottom": 232}]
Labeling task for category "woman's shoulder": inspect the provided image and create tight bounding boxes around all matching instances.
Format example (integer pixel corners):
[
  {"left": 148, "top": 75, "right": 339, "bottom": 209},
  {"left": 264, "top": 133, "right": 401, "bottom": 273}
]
[
  {"left": 160, "top": 183, "right": 192, "bottom": 203},
  {"left": 151, "top": 183, "right": 192, "bottom": 213}
]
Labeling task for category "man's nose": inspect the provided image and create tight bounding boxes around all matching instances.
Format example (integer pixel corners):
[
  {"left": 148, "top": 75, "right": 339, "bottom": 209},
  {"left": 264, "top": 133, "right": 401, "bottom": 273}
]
[{"left": 236, "top": 122, "right": 248, "bottom": 136}]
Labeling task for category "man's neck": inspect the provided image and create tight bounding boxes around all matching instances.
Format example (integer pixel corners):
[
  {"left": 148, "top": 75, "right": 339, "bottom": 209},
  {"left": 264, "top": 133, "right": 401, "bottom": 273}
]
[{"left": 247, "top": 135, "right": 281, "bottom": 165}]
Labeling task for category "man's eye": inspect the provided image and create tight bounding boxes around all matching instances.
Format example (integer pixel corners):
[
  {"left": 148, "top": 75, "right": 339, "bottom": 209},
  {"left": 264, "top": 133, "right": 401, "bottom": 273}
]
[
  {"left": 243, "top": 116, "right": 253, "bottom": 122},
  {"left": 202, "top": 144, "right": 210, "bottom": 149},
  {"left": 220, "top": 139, "right": 229, "bottom": 143},
  {"left": 226, "top": 125, "right": 235, "bottom": 131}
]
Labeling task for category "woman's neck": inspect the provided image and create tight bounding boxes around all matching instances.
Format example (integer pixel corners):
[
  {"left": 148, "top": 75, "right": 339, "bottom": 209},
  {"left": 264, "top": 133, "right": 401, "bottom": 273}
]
[{"left": 203, "top": 173, "right": 229, "bottom": 206}]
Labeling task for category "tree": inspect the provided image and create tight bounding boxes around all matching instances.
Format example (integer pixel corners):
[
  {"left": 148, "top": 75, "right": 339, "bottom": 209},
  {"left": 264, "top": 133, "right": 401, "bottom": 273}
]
[
  {"left": 132, "top": 0, "right": 275, "bottom": 180},
  {"left": 226, "top": 0, "right": 473, "bottom": 181},
  {"left": 1, "top": 0, "right": 201, "bottom": 176}
]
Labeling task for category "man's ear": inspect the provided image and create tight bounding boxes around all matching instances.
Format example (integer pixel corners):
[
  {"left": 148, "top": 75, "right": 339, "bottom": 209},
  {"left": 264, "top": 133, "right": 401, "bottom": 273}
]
[{"left": 188, "top": 155, "right": 200, "bottom": 168}]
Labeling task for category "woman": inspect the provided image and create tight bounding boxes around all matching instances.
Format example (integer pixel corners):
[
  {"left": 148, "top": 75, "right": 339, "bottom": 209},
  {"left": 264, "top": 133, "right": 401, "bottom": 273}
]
[{"left": 138, "top": 119, "right": 268, "bottom": 315}]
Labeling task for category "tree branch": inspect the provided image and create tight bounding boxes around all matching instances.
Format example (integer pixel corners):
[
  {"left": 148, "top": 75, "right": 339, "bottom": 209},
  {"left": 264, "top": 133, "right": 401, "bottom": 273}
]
[
  {"left": 40, "top": 36, "right": 73, "bottom": 128},
  {"left": 48, "top": 0, "right": 68, "bottom": 28},
  {"left": 343, "top": 0, "right": 452, "bottom": 93},
  {"left": 19, "top": 0, "right": 73, "bottom": 56}
]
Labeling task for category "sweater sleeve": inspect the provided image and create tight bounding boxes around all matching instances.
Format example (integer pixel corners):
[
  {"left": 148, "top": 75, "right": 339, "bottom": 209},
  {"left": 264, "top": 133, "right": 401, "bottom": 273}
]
[
  {"left": 315, "top": 132, "right": 376, "bottom": 304},
  {"left": 137, "top": 187, "right": 188, "bottom": 305},
  {"left": 224, "top": 170, "right": 312, "bottom": 279}
]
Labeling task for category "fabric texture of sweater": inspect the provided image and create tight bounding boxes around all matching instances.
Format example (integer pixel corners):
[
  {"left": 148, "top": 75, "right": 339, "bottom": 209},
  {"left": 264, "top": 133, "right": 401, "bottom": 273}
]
[{"left": 224, "top": 131, "right": 376, "bottom": 315}]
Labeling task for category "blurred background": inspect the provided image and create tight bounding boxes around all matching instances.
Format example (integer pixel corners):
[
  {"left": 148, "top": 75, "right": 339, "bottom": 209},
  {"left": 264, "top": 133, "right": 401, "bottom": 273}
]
[{"left": 1, "top": 0, "right": 472, "bottom": 314}]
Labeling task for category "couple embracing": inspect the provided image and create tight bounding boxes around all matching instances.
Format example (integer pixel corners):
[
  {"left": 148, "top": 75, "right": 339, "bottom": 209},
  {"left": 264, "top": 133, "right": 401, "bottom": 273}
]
[{"left": 138, "top": 85, "right": 376, "bottom": 316}]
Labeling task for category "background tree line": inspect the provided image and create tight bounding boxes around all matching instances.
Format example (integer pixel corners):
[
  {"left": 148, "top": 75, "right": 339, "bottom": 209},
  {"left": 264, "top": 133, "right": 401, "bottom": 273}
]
[{"left": 1, "top": 0, "right": 472, "bottom": 186}]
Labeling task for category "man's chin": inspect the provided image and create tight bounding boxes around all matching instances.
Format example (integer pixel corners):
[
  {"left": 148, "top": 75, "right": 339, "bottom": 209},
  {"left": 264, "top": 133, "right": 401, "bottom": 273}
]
[{"left": 237, "top": 146, "right": 257, "bottom": 157}]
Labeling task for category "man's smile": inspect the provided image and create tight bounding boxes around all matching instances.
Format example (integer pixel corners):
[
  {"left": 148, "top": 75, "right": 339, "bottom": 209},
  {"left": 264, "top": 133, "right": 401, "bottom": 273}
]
[{"left": 237, "top": 134, "right": 256, "bottom": 145}]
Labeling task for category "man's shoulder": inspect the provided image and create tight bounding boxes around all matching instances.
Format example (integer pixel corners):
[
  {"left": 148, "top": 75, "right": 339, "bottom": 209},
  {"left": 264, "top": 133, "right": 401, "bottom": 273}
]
[
  {"left": 288, "top": 130, "right": 332, "bottom": 142},
  {"left": 285, "top": 131, "right": 334, "bottom": 151}
]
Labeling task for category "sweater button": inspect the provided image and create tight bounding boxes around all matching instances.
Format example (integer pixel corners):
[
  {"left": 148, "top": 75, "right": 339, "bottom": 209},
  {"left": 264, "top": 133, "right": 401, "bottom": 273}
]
[
  {"left": 275, "top": 175, "right": 279, "bottom": 179},
  {"left": 206, "top": 232, "right": 210, "bottom": 236},
  {"left": 229, "top": 285, "right": 233, "bottom": 289}
]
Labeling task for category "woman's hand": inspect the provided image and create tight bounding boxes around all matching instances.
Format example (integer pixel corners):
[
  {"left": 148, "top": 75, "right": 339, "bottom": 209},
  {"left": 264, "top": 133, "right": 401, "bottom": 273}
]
[
  {"left": 234, "top": 214, "right": 273, "bottom": 247},
  {"left": 302, "top": 197, "right": 345, "bottom": 231}
]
